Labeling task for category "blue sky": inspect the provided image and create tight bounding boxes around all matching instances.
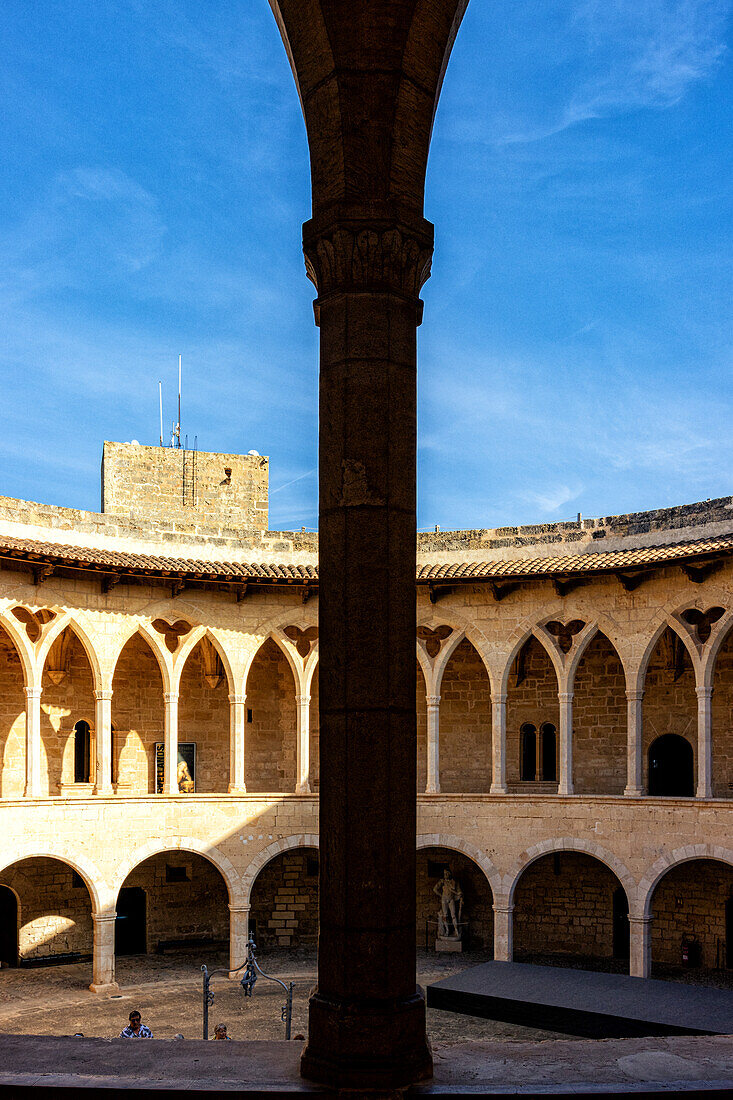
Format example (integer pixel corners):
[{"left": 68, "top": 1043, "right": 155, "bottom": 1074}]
[{"left": 0, "top": 0, "right": 730, "bottom": 531}]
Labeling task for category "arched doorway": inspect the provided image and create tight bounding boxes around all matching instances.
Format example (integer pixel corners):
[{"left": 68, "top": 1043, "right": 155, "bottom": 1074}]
[
  {"left": 650, "top": 860, "right": 733, "bottom": 974},
  {"left": 416, "top": 847, "right": 493, "bottom": 950},
  {"left": 506, "top": 637, "right": 559, "bottom": 790},
  {"left": 0, "top": 624, "right": 26, "bottom": 798},
  {"left": 439, "top": 640, "right": 491, "bottom": 793},
  {"left": 111, "top": 634, "right": 165, "bottom": 794},
  {"left": 513, "top": 851, "right": 628, "bottom": 971},
  {"left": 250, "top": 847, "right": 319, "bottom": 950},
  {"left": 648, "top": 734, "right": 694, "bottom": 796},
  {"left": 244, "top": 639, "right": 297, "bottom": 792},
  {"left": 0, "top": 857, "right": 93, "bottom": 970},
  {"left": 117, "top": 852, "right": 229, "bottom": 957},
  {"left": 0, "top": 885, "right": 18, "bottom": 967}
]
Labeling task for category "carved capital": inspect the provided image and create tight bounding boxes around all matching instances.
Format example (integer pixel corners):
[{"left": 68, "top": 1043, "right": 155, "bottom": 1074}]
[{"left": 303, "top": 221, "right": 434, "bottom": 301}]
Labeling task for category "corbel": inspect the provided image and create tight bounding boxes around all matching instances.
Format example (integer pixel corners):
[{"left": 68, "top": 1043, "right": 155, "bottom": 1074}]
[
  {"left": 101, "top": 573, "right": 121, "bottom": 594},
  {"left": 490, "top": 581, "right": 519, "bottom": 602},
  {"left": 32, "top": 564, "right": 54, "bottom": 585},
  {"left": 681, "top": 561, "right": 722, "bottom": 585},
  {"left": 428, "top": 583, "right": 454, "bottom": 605},
  {"left": 614, "top": 571, "right": 646, "bottom": 592}
]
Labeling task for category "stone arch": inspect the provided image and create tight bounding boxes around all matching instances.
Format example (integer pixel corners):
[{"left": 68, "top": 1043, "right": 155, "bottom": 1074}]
[
  {"left": 422, "top": 612, "right": 494, "bottom": 695},
  {"left": 641, "top": 620, "right": 698, "bottom": 793},
  {"left": 111, "top": 623, "right": 172, "bottom": 695},
  {"left": 242, "top": 834, "right": 320, "bottom": 902},
  {"left": 639, "top": 844, "right": 733, "bottom": 919},
  {"left": 416, "top": 834, "right": 501, "bottom": 902},
  {"left": 39, "top": 618, "right": 99, "bottom": 792},
  {"left": 174, "top": 627, "right": 235, "bottom": 695},
  {"left": 111, "top": 628, "right": 167, "bottom": 793},
  {"left": 703, "top": 608, "right": 733, "bottom": 689},
  {"left": 0, "top": 618, "right": 30, "bottom": 797},
  {"left": 504, "top": 627, "right": 562, "bottom": 789},
  {"left": 635, "top": 615, "right": 703, "bottom": 694},
  {"left": 244, "top": 629, "right": 307, "bottom": 697},
  {"left": 436, "top": 635, "right": 492, "bottom": 793},
  {"left": 0, "top": 846, "right": 105, "bottom": 913},
  {"left": 505, "top": 838, "right": 635, "bottom": 908},
  {"left": 565, "top": 617, "right": 630, "bottom": 690},
  {"left": 38, "top": 614, "right": 104, "bottom": 694},
  {"left": 571, "top": 629, "right": 628, "bottom": 795},
  {"left": 244, "top": 633, "right": 300, "bottom": 792},
  {"left": 0, "top": 609, "right": 36, "bottom": 687},
  {"left": 498, "top": 622, "right": 563, "bottom": 698},
  {"left": 176, "top": 630, "right": 232, "bottom": 794},
  {"left": 112, "top": 837, "right": 243, "bottom": 908}
]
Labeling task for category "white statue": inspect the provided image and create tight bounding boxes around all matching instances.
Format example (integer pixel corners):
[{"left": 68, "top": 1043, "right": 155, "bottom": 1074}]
[{"left": 434, "top": 868, "right": 463, "bottom": 939}]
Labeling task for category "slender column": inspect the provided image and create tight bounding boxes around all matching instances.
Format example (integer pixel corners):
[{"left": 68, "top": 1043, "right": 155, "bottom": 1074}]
[
  {"left": 24, "top": 685, "right": 42, "bottom": 798},
  {"left": 629, "top": 915, "right": 653, "bottom": 979},
  {"left": 696, "top": 685, "right": 713, "bottom": 799},
  {"left": 425, "top": 695, "right": 440, "bottom": 794},
  {"left": 300, "top": 216, "right": 434, "bottom": 1089},
  {"left": 624, "top": 688, "right": 645, "bottom": 796},
  {"left": 163, "top": 691, "right": 179, "bottom": 795},
  {"left": 228, "top": 694, "right": 247, "bottom": 793},
  {"left": 93, "top": 689, "right": 114, "bottom": 795},
  {"left": 89, "top": 911, "right": 118, "bottom": 992},
  {"left": 490, "top": 693, "right": 508, "bottom": 794},
  {"left": 558, "top": 691, "right": 574, "bottom": 795},
  {"left": 228, "top": 903, "right": 251, "bottom": 974},
  {"left": 493, "top": 902, "right": 514, "bottom": 962},
  {"left": 296, "top": 694, "right": 311, "bottom": 793}
]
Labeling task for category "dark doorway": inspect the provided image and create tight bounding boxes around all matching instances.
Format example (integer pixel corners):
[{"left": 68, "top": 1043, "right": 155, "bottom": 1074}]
[
  {"left": 541, "top": 723, "right": 557, "bottom": 782},
  {"left": 0, "top": 886, "right": 18, "bottom": 967},
  {"left": 648, "top": 734, "right": 694, "bottom": 796},
  {"left": 612, "top": 887, "right": 629, "bottom": 960},
  {"left": 74, "top": 721, "right": 91, "bottom": 784},
  {"left": 520, "top": 724, "right": 536, "bottom": 781},
  {"left": 115, "top": 887, "right": 146, "bottom": 956},
  {"left": 726, "top": 897, "right": 733, "bottom": 969}
]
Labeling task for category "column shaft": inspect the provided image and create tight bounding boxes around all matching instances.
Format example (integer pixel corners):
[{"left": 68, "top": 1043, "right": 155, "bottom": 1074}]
[
  {"left": 696, "top": 685, "right": 713, "bottom": 799},
  {"left": 163, "top": 692, "right": 179, "bottom": 795},
  {"left": 94, "top": 689, "right": 114, "bottom": 795},
  {"left": 490, "top": 694, "right": 508, "bottom": 794},
  {"left": 296, "top": 694, "right": 311, "bottom": 793},
  {"left": 558, "top": 691, "right": 574, "bottom": 795},
  {"left": 624, "top": 689, "right": 645, "bottom": 796},
  {"left": 425, "top": 695, "right": 440, "bottom": 793},
  {"left": 493, "top": 903, "right": 514, "bottom": 962},
  {"left": 229, "top": 694, "right": 247, "bottom": 793},
  {"left": 24, "top": 685, "right": 42, "bottom": 798},
  {"left": 629, "top": 916, "right": 652, "bottom": 979},
  {"left": 229, "top": 904, "right": 251, "bottom": 973},
  {"left": 89, "top": 912, "right": 118, "bottom": 992}
]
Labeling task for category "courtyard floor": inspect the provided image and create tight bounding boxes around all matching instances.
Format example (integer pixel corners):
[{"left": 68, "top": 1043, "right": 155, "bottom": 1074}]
[{"left": 1, "top": 948, "right": 731, "bottom": 1043}]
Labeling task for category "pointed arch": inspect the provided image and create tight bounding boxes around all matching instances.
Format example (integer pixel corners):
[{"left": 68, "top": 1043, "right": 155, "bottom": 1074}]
[
  {"left": 0, "top": 611, "right": 36, "bottom": 687},
  {"left": 565, "top": 616, "right": 630, "bottom": 691},
  {"left": 111, "top": 623, "right": 171, "bottom": 695},
  {"left": 635, "top": 615, "right": 703, "bottom": 695},
  {"left": 703, "top": 608, "right": 733, "bottom": 689},
  {"left": 174, "top": 627, "right": 235, "bottom": 694},
  {"left": 498, "top": 622, "right": 564, "bottom": 697},
  {"left": 38, "top": 614, "right": 103, "bottom": 693}
]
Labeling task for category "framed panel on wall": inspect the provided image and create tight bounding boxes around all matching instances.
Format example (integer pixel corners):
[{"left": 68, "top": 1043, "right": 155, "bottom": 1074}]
[{"left": 155, "top": 743, "right": 197, "bottom": 793}]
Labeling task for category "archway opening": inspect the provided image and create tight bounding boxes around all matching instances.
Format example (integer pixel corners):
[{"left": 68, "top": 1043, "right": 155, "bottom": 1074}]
[
  {"left": 417, "top": 660, "right": 427, "bottom": 791},
  {"left": 514, "top": 851, "right": 628, "bottom": 972},
  {"left": 416, "top": 847, "right": 493, "bottom": 952},
  {"left": 643, "top": 627, "right": 696, "bottom": 795},
  {"left": 506, "top": 637, "right": 559, "bottom": 791},
  {"left": 713, "top": 624, "right": 733, "bottom": 798},
  {"left": 0, "top": 857, "right": 93, "bottom": 971},
  {"left": 648, "top": 733, "right": 694, "bottom": 797},
  {"left": 310, "top": 665, "right": 320, "bottom": 792},
  {"left": 245, "top": 638, "right": 297, "bottom": 793},
  {"left": 573, "top": 632, "right": 626, "bottom": 794},
  {"left": 178, "top": 637, "right": 230, "bottom": 793},
  {"left": 41, "top": 628, "right": 95, "bottom": 795},
  {"left": 0, "top": 624, "right": 26, "bottom": 798},
  {"left": 111, "top": 633, "right": 165, "bottom": 794},
  {"left": 650, "top": 859, "right": 733, "bottom": 976},
  {"left": 0, "top": 885, "right": 18, "bottom": 967},
  {"left": 439, "top": 640, "right": 491, "bottom": 793},
  {"left": 117, "top": 851, "right": 229, "bottom": 960},
  {"left": 250, "top": 847, "right": 319, "bottom": 951}
]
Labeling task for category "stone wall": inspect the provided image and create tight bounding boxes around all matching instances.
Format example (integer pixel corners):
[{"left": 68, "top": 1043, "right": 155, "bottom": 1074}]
[
  {"left": 651, "top": 860, "right": 733, "bottom": 970},
  {"left": 112, "top": 635, "right": 165, "bottom": 793},
  {"left": 0, "top": 629, "right": 25, "bottom": 798},
  {"left": 245, "top": 639, "right": 297, "bottom": 793},
  {"left": 0, "top": 858, "right": 93, "bottom": 960},
  {"left": 642, "top": 628, "right": 697, "bottom": 787},
  {"left": 506, "top": 637, "right": 559, "bottom": 788},
  {"left": 416, "top": 847, "right": 493, "bottom": 949},
  {"left": 122, "top": 853, "right": 229, "bottom": 952},
  {"left": 249, "top": 849, "right": 319, "bottom": 949},
  {"left": 713, "top": 630, "right": 733, "bottom": 798},
  {"left": 439, "top": 640, "right": 491, "bottom": 794},
  {"left": 573, "top": 633, "right": 627, "bottom": 795}
]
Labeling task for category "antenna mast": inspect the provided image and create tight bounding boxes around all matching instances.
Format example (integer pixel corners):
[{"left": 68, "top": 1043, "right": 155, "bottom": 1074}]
[
  {"left": 158, "top": 381, "right": 164, "bottom": 446},
  {"left": 177, "top": 354, "right": 182, "bottom": 449}
]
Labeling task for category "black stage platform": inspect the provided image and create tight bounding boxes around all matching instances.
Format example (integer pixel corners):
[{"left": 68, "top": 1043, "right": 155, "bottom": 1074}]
[{"left": 427, "top": 961, "right": 733, "bottom": 1038}]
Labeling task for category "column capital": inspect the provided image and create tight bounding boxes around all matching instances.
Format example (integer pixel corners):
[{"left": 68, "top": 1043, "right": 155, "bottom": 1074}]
[
  {"left": 164, "top": 691, "right": 179, "bottom": 703},
  {"left": 426, "top": 695, "right": 441, "bottom": 707},
  {"left": 229, "top": 694, "right": 246, "bottom": 705},
  {"left": 628, "top": 915, "right": 653, "bottom": 927},
  {"left": 492, "top": 902, "right": 514, "bottom": 915},
  {"left": 492, "top": 693, "right": 508, "bottom": 706},
  {"left": 92, "top": 911, "right": 117, "bottom": 924},
  {"left": 626, "top": 688, "right": 644, "bottom": 702},
  {"left": 696, "top": 685, "right": 714, "bottom": 700},
  {"left": 94, "top": 689, "right": 113, "bottom": 702},
  {"left": 296, "top": 694, "right": 312, "bottom": 706},
  {"left": 558, "top": 691, "right": 574, "bottom": 703},
  {"left": 228, "top": 903, "right": 251, "bottom": 914},
  {"left": 24, "top": 686, "right": 42, "bottom": 700}
]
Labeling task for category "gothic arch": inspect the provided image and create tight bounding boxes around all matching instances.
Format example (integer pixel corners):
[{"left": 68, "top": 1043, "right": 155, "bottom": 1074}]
[
  {"left": 111, "top": 624, "right": 172, "bottom": 695},
  {"left": 174, "top": 627, "right": 236, "bottom": 695},
  {"left": 498, "top": 623, "right": 564, "bottom": 697},
  {"left": 565, "top": 620, "right": 630, "bottom": 691},
  {"left": 0, "top": 610, "right": 36, "bottom": 687},
  {"left": 242, "top": 834, "right": 320, "bottom": 901},
  {"left": 702, "top": 609, "right": 733, "bottom": 689},
  {"left": 38, "top": 614, "right": 104, "bottom": 693},
  {"left": 634, "top": 615, "right": 703, "bottom": 694}
]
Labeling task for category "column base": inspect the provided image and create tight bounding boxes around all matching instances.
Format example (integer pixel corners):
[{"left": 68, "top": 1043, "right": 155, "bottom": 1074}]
[
  {"left": 89, "top": 982, "right": 119, "bottom": 994},
  {"left": 557, "top": 785, "right": 574, "bottom": 796},
  {"left": 696, "top": 787, "right": 713, "bottom": 800},
  {"left": 93, "top": 786, "right": 115, "bottom": 797},
  {"left": 295, "top": 781, "right": 312, "bottom": 794},
  {"left": 228, "top": 783, "right": 248, "bottom": 794},
  {"left": 424, "top": 784, "right": 440, "bottom": 795},
  {"left": 624, "top": 786, "right": 645, "bottom": 797},
  {"left": 490, "top": 783, "right": 508, "bottom": 795},
  {"left": 300, "top": 989, "right": 433, "bottom": 1090}
]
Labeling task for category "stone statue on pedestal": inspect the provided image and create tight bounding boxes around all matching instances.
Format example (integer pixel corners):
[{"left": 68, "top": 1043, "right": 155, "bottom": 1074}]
[{"left": 434, "top": 868, "right": 464, "bottom": 948}]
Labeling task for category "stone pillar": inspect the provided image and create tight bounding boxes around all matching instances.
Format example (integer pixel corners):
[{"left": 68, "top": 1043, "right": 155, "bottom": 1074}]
[
  {"left": 493, "top": 902, "right": 514, "bottom": 962},
  {"left": 89, "top": 911, "right": 118, "bottom": 992},
  {"left": 24, "top": 685, "right": 42, "bottom": 798},
  {"left": 228, "top": 694, "right": 247, "bottom": 793},
  {"left": 696, "top": 685, "right": 713, "bottom": 799},
  {"left": 296, "top": 694, "right": 311, "bottom": 794},
  {"left": 163, "top": 691, "right": 179, "bottom": 795},
  {"left": 299, "top": 215, "right": 434, "bottom": 1090},
  {"left": 228, "top": 903, "right": 251, "bottom": 973},
  {"left": 490, "top": 693, "right": 508, "bottom": 794},
  {"left": 93, "top": 689, "right": 114, "bottom": 795},
  {"left": 629, "top": 915, "right": 653, "bottom": 979},
  {"left": 624, "top": 688, "right": 645, "bottom": 796},
  {"left": 558, "top": 691, "right": 574, "bottom": 795},
  {"left": 425, "top": 695, "right": 440, "bottom": 794}
]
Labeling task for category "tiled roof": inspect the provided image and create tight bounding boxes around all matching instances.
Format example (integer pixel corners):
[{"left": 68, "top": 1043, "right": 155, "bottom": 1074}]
[{"left": 0, "top": 531, "right": 730, "bottom": 586}]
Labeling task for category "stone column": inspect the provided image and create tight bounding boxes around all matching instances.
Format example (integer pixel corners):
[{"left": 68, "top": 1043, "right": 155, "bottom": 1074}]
[
  {"left": 425, "top": 695, "right": 440, "bottom": 794},
  {"left": 228, "top": 903, "right": 251, "bottom": 973},
  {"left": 490, "top": 693, "right": 508, "bottom": 794},
  {"left": 558, "top": 691, "right": 574, "bottom": 795},
  {"left": 24, "top": 685, "right": 42, "bottom": 798},
  {"left": 93, "top": 689, "right": 114, "bottom": 795},
  {"left": 493, "top": 902, "right": 514, "bottom": 962},
  {"left": 89, "top": 911, "right": 118, "bottom": 992},
  {"left": 624, "top": 688, "right": 645, "bottom": 796},
  {"left": 299, "top": 215, "right": 434, "bottom": 1089},
  {"left": 296, "top": 694, "right": 311, "bottom": 794},
  {"left": 228, "top": 694, "right": 247, "bottom": 793},
  {"left": 163, "top": 691, "right": 179, "bottom": 795},
  {"left": 696, "top": 685, "right": 713, "bottom": 799},
  {"left": 629, "top": 915, "right": 653, "bottom": 979}
]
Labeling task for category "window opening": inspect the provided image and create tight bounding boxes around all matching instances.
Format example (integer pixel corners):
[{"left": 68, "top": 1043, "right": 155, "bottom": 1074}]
[{"left": 74, "top": 721, "right": 91, "bottom": 783}]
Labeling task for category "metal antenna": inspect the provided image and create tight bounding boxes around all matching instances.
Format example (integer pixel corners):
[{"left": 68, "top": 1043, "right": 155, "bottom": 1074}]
[
  {"left": 158, "top": 382, "right": 164, "bottom": 447},
  {"left": 177, "top": 354, "right": 182, "bottom": 449}
]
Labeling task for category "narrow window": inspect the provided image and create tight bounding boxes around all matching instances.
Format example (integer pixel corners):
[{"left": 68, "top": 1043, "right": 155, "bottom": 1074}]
[
  {"left": 520, "top": 723, "right": 536, "bottom": 781},
  {"left": 540, "top": 723, "right": 557, "bottom": 782},
  {"left": 74, "top": 721, "right": 91, "bottom": 783}
]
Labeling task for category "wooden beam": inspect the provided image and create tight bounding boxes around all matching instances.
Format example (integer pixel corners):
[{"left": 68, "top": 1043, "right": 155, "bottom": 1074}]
[
  {"left": 614, "top": 571, "right": 646, "bottom": 592},
  {"left": 235, "top": 584, "right": 249, "bottom": 602},
  {"left": 101, "top": 573, "right": 121, "bottom": 594},
  {"left": 552, "top": 576, "right": 582, "bottom": 598},
  {"left": 681, "top": 561, "right": 722, "bottom": 584},
  {"left": 428, "top": 583, "right": 454, "bottom": 604},
  {"left": 490, "top": 581, "right": 519, "bottom": 602},
  {"left": 32, "top": 564, "right": 54, "bottom": 585},
  {"left": 170, "top": 579, "right": 187, "bottom": 598}
]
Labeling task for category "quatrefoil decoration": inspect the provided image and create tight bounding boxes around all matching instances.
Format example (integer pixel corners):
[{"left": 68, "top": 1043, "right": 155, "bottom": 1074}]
[
  {"left": 546, "top": 620, "right": 585, "bottom": 654},
  {"left": 681, "top": 606, "right": 724, "bottom": 643},
  {"left": 417, "top": 625, "right": 453, "bottom": 659},
  {"left": 283, "top": 625, "right": 318, "bottom": 658},
  {"left": 152, "top": 619, "right": 193, "bottom": 653},
  {"left": 11, "top": 606, "right": 56, "bottom": 643}
]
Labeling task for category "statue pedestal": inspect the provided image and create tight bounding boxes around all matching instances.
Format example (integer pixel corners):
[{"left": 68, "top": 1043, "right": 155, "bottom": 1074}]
[{"left": 435, "top": 937, "right": 463, "bottom": 953}]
